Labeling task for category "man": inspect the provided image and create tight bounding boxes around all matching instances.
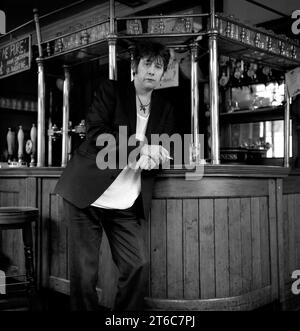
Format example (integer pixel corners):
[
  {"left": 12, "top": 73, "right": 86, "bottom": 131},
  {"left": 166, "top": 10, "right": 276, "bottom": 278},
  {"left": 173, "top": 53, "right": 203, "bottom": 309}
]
[{"left": 54, "top": 41, "right": 175, "bottom": 311}]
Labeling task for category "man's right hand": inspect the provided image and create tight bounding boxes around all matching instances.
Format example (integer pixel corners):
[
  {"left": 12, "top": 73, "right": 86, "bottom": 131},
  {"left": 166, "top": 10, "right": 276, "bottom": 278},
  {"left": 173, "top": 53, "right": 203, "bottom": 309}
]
[
  {"left": 129, "top": 154, "right": 157, "bottom": 171},
  {"left": 140, "top": 144, "right": 170, "bottom": 165}
]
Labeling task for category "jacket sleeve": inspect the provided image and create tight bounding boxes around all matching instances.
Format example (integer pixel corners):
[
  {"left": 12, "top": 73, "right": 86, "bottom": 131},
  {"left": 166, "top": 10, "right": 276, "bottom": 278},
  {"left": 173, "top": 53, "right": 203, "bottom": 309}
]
[
  {"left": 161, "top": 103, "right": 176, "bottom": 161},
  {"left": 163, "top": 103, "right": 176, "bottom": 136}
]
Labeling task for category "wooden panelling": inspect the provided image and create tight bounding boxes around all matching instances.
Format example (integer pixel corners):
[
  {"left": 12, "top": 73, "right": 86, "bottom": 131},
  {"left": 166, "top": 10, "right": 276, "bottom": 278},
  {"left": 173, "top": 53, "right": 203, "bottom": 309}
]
[
  {"left": 148, "top": 180, "right": 276, "bottom": 310},
  {"left": 166, "top": 199, "right": 183, "bottom": 299},
  {"left": 2, "top": 170, "right": 298, "bottom": 310},
  {"left": 183, "top": 199, "right": 199, "bottom": 299},
  {"left": 214, "top": 199, "right": 230, "bottom": 298},
  {"left": 240, "top": 198, "right": 252, "bottom": 293},
  {"left": 153, "top": 178, "right": 269, "bottom": 199},
  {"left": 295, "top": 195, "right": 300, "bottom": 273},
  {"left": 268, "top": 180, "right": 278, "bottom": 301},
  {"left": 283, "top": 194, "right": 289, "bottom": 273},
  {"left": 260, "top": 197, "right": 270, "bottom": 288},
  {"left": 228, "top": 198, "right": 242, "bottom": 296},
  {"left": 288, "top": 194, "right": 296, "bottom": 274},
  {"left": 49, "top": 190, "right": 68, "bottom": 280},
  {"left": 145, "top": 286, "right": 272, "bottom": 311},
  {"left": 0, "top": 178, "right": 29, "bottom": 206},
  {"left": 251, "top": 197, "right": 262, "bottom": 290},
  {"left": 40, "top": 179, "right": 57, "bottom": 288},
  {"left": 282, "top": 193, "right": 289, "bottom": 308},
  {"left": 281, "top": 184, "right": 300, "bottom": 310},
  {"left": 283, "top": 176, "right": 300, "bottom": 194},
  {"left": 149, "top": 200, "right": 167, "bottom": 298},
  {"left": 276, "top": 179, "right": 285, "bottom": 307},
  {"left": 199, "top": 199, "right": 215, "bottom": 299}
]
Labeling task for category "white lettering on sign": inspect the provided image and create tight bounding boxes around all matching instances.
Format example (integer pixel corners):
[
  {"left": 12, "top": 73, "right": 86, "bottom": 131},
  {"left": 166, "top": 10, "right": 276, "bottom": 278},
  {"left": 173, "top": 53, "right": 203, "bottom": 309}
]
[
  {"left": 291, "top": 10, "right": 300, "bottom": 35},
  {"left": 291, "top": 270, "right": 300, "bottom": 295},
  {"left": 0, "top": 270, "right": 6, "bottom": 295},
  {"left": 0, "top": 35, "right": 31, "bottom": 79}
]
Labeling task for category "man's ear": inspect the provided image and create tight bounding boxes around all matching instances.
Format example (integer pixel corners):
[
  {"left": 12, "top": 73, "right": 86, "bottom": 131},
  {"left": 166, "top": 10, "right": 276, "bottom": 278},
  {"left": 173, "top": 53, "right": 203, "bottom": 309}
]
[{"left": 131, "top": 62, "right": 137, "bottom": 75}]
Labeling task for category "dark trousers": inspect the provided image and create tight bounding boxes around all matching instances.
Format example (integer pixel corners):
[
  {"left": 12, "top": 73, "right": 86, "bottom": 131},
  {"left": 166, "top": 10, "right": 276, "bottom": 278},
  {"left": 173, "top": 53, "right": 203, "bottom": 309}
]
[{"left": 63, "top": 199, "right": 148, "bottom": 311}]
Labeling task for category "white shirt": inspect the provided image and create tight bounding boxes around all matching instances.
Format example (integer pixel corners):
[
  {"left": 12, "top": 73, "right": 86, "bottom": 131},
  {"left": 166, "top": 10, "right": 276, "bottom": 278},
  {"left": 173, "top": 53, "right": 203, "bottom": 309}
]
[{"left": 91, "top": 111, "right": 150, "bottom": 210}]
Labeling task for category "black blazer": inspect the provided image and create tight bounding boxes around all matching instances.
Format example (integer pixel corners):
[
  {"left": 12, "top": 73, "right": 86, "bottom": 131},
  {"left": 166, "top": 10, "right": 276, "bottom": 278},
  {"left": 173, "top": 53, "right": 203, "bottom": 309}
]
[{"left": 54, "top": 79, "right": 175, "bottom": 219}]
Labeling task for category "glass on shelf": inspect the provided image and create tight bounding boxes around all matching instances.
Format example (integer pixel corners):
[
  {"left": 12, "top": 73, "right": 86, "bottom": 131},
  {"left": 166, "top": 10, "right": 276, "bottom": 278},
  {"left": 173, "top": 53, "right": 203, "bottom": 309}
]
[
  {"left": 226, "top": 100, "right": 239, "bottom": 113},
  {"left": 249, "top": 95, "right": 260, "bottom": 110}
]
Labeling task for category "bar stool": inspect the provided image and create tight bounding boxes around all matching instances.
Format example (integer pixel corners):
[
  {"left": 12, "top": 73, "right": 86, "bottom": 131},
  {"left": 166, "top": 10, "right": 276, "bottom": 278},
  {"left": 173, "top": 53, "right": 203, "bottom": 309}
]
[{"left": 0, "top": 207, "right": 38, "bottom": 309}]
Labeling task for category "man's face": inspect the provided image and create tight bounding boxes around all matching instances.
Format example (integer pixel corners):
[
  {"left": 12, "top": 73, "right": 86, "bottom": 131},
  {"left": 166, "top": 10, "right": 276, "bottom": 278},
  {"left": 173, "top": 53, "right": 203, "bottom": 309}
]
[{"left": 134, "top": 56, "right": 165, "bottom": 91}]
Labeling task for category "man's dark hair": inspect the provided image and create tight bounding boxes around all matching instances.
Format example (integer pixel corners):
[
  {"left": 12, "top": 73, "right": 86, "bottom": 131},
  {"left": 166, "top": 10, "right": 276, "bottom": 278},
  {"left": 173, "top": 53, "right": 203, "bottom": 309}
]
[{"left": 132, "top": 41, "right": 170, "bottom": 72}]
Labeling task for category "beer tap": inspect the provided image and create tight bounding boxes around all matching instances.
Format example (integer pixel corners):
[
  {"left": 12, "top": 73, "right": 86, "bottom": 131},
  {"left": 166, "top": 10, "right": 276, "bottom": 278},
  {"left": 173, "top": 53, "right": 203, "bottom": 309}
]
[
  {"left": 48, "top": 120, "right": 86, "bottom": 166},
  {"left": 68, "top": 120, "right": 86, "bottom": 161},
  {"left": 71, "top": 119, "right": 86, "bottom": 139},
  {"left": 47, "top": 123, "right": 62, "bottom": 167},
  {"left": 48, "top": 124, "right": 62, "bottom": 141}
]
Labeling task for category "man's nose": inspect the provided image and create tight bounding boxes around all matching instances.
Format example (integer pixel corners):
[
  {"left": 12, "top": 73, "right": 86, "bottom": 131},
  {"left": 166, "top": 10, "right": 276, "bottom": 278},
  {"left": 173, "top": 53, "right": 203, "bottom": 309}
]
[{"left": 147, "top": 64, "right": 155, "bottom": 75}]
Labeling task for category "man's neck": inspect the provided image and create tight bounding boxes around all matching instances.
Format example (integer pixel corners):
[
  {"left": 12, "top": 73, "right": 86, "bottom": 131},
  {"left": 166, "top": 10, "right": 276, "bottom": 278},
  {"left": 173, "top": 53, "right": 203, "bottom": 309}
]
[{"left": 134, "top": 80, "right": 153, "bottom": 98}]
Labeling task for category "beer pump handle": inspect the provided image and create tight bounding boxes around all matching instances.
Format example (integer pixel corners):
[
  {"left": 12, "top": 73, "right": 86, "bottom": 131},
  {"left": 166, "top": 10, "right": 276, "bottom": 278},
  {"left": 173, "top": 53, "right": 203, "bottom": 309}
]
[
  {"left": 17, "top": 126, "right": 24, "bottom": 162},
  {"left": 30, "top": 123, "right": 37, "bottom": 155},
  {"left": 7, "top": 128, "right": 15, "bottom": 161}
]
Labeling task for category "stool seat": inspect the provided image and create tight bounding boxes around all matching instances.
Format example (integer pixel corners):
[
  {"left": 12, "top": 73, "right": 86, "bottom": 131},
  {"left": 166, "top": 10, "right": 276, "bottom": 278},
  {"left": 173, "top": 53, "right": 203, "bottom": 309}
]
[
  {"left": 0, "top": 207, "right": 38, "bottom": 226},
  {"left": 0, "top": 206, "right": 38, "bottom": 310}
]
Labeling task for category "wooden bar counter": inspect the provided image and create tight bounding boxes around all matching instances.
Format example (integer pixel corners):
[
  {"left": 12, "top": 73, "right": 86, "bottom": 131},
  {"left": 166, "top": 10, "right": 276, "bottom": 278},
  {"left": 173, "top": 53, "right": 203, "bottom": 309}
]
[{"left": 0, "top": 165, "right": 300, "bottom": 310}]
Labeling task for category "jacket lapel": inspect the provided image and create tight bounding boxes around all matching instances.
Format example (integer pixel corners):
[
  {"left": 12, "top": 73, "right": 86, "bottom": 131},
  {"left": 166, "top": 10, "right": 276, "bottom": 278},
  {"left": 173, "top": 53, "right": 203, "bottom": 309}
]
[
  {"left": 126, "top": 82, "right": 137, "bottom": 136},
  {"left": 145, "top": 89, "right": 161, "bottom": 140}
]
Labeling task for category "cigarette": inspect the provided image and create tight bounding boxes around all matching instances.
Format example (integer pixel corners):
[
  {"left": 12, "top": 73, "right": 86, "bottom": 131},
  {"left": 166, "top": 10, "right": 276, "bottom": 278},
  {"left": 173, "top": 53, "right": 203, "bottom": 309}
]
[{"left": 166, "top": 155, "right": 173, "bottom": 160}]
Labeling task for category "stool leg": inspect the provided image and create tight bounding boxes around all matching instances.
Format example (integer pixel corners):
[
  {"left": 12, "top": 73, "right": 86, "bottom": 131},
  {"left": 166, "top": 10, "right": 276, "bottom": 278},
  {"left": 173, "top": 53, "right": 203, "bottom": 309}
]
[{"left": 22, "top": 223, "right": 35, "bottom": 296}]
